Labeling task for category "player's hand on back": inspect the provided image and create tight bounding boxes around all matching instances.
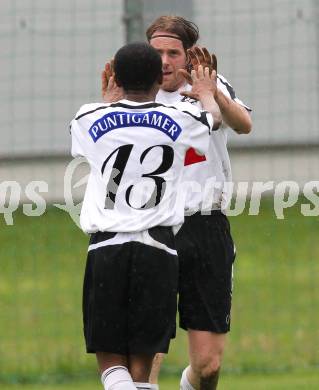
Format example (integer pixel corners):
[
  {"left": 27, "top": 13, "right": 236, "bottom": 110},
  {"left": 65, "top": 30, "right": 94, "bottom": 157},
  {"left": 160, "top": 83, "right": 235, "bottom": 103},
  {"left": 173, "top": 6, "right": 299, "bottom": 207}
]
[{"left": 101, "top": 60, "right": 124, "bottom": 103}]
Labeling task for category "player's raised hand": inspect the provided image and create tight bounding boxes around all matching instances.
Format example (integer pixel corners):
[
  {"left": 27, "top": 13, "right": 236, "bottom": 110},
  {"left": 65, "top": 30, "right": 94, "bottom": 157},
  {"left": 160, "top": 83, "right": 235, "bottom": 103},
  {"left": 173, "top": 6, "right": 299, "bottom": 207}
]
[
  {"left": 180, "top": 65, "right": 218, "bottom": 101},
  {"left": 178, "top": 47, "right": 217, "bottom": 86},
  {"left": 181, "top": 65, "right": 221, "bottom": 128},
  {"left": 189, "top": 46, "right": 217, "bottom": 73},
  {"left": 101, "top": 60, "right": 124, "bottom": 103}
]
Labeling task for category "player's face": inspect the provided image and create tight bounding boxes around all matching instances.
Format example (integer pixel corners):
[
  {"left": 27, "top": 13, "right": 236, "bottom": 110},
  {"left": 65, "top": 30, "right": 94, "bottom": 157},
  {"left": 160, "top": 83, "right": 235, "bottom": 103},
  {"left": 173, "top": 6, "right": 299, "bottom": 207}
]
[{"left": 150, "top": 33, "right": 187, "bottom": 92}]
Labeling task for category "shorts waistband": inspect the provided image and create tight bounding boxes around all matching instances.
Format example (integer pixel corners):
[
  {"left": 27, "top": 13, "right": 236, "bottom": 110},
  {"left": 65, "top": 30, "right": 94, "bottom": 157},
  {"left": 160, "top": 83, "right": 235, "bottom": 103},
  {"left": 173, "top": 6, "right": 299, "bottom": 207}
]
[
  {"left": 184, "top": 203, "right": 222, "bottom": 216},
  {"left": 185, "top": 209, "right": 224, "bottom": 218},
  {"left": 88, "top": 226, "right": 176, "bottom": 256}
]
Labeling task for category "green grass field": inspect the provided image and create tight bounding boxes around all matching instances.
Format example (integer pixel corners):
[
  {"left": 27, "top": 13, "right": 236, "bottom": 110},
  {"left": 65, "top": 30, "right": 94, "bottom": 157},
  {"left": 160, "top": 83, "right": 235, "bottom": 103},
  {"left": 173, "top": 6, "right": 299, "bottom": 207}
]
[
  {"left": 1, "top": 370, "right": 319, "bottom": 390},
  {"left": 1, "top": 198, "right": 319, "bottom": 388}
]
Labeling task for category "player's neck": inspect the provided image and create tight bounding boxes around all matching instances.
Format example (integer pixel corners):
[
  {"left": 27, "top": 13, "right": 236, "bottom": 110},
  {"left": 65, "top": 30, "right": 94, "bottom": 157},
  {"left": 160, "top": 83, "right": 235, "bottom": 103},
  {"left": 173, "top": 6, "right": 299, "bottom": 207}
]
[
  {"left": 160, "top": 80, "right": 188, "bottom": 94},
  {"left": 123, "top": 91, "right": 157, "bottom": 103},
  {"left": 123, "top": 85, "right": 159, "bottom": 103}
]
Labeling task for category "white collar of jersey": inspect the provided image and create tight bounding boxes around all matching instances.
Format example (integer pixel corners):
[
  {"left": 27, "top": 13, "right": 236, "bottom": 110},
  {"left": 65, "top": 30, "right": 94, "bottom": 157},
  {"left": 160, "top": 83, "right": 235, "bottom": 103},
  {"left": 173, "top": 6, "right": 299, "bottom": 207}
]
[
  {"left": 118, "top": 99, "right": 155, "bottom": 106},
  {"left": 177, "top": 82, "right": 191, "bottom": 93},
  {"left": 160, "top": 81, "right": 190, "bottom": 95},
  {"left": 156, "top": 82, "right": 190, "bottom": 101}
]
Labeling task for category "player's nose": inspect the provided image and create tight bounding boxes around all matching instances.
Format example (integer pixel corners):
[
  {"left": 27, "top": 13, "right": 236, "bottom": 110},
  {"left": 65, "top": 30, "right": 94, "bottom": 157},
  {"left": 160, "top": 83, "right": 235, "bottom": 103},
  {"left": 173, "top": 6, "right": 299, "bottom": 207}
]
[{"left": 161, "top": 53, "right": 170, "bottom": 66}]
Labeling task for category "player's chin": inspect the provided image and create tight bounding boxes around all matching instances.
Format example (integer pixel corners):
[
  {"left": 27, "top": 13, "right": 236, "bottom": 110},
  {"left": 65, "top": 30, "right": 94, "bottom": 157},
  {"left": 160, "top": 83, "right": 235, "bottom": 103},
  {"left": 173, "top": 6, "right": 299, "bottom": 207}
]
[
  {"left": 161, "top": 79, "right": 178, "bottom": 92},
  {"left": 162, "top": 74, "right": 172, "bottom": 82}
]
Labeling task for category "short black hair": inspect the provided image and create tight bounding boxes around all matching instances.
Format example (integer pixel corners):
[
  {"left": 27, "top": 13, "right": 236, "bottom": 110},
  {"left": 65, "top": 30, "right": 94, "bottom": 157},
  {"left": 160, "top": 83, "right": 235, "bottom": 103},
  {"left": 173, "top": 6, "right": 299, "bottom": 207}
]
[{"left": 114, "top": 42, "right": 162, "bottom": 92}]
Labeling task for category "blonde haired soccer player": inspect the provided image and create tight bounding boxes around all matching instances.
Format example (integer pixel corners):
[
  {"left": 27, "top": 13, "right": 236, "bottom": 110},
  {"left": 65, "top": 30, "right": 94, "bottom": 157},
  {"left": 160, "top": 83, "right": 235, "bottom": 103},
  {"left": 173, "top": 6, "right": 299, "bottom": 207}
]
[{"left": 102, "top": 16, "right": 252, "bottom": 389}]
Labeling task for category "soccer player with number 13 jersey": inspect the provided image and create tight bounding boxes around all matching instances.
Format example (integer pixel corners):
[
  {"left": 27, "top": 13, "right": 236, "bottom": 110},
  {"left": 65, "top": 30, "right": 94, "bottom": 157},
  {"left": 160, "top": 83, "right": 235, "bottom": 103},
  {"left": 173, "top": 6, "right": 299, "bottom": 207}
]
[{"left": 70, "top": 42, "right": 221, "bottom": 390}]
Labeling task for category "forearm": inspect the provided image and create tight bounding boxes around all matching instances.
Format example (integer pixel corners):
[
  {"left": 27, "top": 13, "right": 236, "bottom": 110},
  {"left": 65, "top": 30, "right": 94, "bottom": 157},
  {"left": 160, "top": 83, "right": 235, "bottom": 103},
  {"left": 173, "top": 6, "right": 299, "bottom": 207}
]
[
  {"left": 199, "top": 92, "right": 222, "bottom": 130},
  {"left": 215, "top": 90, "right": 252, "bottom": 134}
]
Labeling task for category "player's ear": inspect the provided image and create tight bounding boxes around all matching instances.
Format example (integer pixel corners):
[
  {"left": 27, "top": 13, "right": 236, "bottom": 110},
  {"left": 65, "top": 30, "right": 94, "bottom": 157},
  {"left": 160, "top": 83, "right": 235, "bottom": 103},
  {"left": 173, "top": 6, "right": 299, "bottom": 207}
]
[
  {"left": 157, "top": 71, "right": 163, "bottom": 85},
  {"left": 186, "top": 45, "right": 196, "bottom": 72},
  {"left": 114, "top": 74, "right": 122, "bottom": 87}
]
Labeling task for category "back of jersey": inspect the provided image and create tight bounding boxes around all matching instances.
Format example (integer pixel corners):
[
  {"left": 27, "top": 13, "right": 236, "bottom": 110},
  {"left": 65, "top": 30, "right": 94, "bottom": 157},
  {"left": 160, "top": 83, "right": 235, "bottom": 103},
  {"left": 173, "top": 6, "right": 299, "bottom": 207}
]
[{"left": 70, "top": 99, "right": 212, "bottom": 233}]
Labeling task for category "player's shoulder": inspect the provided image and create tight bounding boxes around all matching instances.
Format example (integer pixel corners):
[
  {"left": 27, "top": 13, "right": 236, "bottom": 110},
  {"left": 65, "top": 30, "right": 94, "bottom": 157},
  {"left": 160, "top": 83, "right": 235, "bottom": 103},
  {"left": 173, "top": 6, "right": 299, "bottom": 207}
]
[
  {"left": 217, "top": 73, "right": 236, "bottom": 99},
  {"left": 217, "top": 74, "right": 252, "bottom": 111},
  {"left": 74, "top": 102, "right": 110, "bottom": 121},
  {"left": 158, "top": 100, "right": 202, "bottom": 118},
  {"left": 171, "top": 101, "right": 203, "bottom": 117},
  {"left": 158, "top": 101, "right": 212, "bottom": 132},
  {"left": 217, "top": 73, "right": 232, "bottom": 86}
]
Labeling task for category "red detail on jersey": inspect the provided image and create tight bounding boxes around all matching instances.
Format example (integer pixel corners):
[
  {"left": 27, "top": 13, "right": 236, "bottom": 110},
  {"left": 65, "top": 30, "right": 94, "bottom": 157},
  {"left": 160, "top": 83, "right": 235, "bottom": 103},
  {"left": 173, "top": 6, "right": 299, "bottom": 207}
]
[{"left": 184, "top": 147, "right": 206, "bottom": 166}]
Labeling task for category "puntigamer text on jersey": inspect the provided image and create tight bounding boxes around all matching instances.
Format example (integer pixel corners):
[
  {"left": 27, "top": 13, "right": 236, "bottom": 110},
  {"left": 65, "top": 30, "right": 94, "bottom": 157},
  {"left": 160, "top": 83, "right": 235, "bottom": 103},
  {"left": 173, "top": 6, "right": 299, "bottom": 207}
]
[{"left": 89, "top": 111, "right": 182, "bottom": 142}]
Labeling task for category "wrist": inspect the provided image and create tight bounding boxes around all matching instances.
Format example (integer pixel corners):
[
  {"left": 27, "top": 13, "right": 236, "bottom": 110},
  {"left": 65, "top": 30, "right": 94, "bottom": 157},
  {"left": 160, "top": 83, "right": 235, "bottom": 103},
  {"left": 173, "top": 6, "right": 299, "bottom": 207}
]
[
  {"left": 215, "top": 89, "right": 229, "bottom": 108},
  {"left": 198, "top": 90, "right": 214, "bottom": 101},
  {"left": 215, "top": 89, "right": 222, "bottom": 103}
]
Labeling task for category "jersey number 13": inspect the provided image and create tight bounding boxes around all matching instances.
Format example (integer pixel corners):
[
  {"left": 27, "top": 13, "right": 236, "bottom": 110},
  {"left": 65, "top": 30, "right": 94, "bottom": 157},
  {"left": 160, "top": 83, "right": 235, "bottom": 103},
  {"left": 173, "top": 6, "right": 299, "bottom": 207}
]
[{"left": 101, "top": 144, "right": 174, "bottom": 210}]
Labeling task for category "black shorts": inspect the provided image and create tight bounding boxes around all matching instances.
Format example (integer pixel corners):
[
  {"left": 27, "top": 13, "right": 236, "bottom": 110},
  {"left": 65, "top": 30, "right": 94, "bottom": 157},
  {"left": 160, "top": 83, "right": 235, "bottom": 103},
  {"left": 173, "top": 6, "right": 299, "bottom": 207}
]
[
  {"left": 176, "top": 211, "right": 236, "bottom": 333},
  {"left": 83, "top": 226, "right": 178, "bottom": 355}
]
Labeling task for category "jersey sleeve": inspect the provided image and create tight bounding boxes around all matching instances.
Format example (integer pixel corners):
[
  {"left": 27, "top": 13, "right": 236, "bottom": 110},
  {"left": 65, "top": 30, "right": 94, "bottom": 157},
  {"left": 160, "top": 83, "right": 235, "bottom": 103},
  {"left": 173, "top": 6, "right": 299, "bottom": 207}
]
[
  {"left": 217, "top": 74, "right": 252, "bottom": 112},
  {"left": 187, "top": 111, "right": 212, "bottom": 155},
  {"left": 69, "top": 118, "right": 85, "bottom": 158},
  {"left": 69, "top": 103, "right": 92, "bottom": 158},
  {"left": 174, "top": 101, "right": 214, "bottom": 130},
  {"left": 174, "top": 102, "right": 213, "bottom": 155},
  {"left": 69, "top": 102, "right": 104, "bottom": 158}
]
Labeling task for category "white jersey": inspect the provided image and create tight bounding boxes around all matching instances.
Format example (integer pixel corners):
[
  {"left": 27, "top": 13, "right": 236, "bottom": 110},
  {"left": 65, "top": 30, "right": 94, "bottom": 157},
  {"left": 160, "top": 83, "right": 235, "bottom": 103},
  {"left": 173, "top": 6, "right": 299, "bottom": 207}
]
[
  {"left": 70, "top": 99, "right": 214, "bottom": 233},
  {"left": 156, "top": 74, "right": 251, "bottom": 214}
]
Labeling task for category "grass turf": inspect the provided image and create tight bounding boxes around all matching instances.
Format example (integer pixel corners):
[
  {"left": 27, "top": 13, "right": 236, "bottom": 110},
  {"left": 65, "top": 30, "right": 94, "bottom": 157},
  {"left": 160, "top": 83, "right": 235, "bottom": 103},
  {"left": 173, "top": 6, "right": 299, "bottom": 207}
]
[
  {"left": 2, "top": 370, "right": 319, "bottom": 389},
  {"left": 0, "top": 198, "right": 318, "bottom": 384}
]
